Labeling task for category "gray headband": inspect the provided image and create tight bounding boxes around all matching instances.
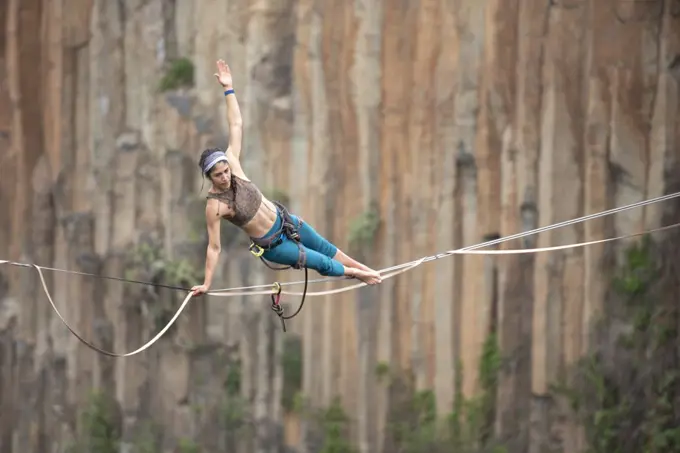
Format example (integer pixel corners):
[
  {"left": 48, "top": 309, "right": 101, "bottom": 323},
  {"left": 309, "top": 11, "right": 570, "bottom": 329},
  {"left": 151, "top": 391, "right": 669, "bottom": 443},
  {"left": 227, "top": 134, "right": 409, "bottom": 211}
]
[{"left": 202, "top": 151, "right": 228, "bottom": 174}]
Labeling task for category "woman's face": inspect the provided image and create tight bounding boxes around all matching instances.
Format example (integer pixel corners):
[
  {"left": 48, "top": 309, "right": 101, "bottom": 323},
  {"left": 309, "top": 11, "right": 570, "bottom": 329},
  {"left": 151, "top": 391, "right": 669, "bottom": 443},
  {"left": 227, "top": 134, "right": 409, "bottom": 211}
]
[{"left": 210, "top": 161, "right": 231, "bottom": 189}]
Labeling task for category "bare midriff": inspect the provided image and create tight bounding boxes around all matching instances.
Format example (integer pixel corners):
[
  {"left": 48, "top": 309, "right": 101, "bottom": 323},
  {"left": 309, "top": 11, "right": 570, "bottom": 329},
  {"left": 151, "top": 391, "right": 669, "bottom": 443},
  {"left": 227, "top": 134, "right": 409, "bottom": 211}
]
[{"left": 206, "top": 175, "right": 279, "bottom": 237}]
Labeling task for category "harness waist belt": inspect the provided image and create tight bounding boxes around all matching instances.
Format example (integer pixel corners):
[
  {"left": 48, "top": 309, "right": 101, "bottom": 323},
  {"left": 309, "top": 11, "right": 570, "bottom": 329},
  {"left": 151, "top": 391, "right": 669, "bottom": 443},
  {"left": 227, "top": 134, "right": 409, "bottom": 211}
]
[
  {"left": 248, "top": 201, "right": 307, "bottom": 270},
  {"left": 249, "top": 201, "right": 300, "bottom": 251}
]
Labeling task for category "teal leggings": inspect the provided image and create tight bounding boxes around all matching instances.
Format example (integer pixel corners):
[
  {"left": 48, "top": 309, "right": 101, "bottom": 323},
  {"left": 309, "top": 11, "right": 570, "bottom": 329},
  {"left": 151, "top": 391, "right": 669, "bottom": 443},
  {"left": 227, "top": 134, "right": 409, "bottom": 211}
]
[{"left": 254, "top": 210, "right": 345, "bottom": 277}]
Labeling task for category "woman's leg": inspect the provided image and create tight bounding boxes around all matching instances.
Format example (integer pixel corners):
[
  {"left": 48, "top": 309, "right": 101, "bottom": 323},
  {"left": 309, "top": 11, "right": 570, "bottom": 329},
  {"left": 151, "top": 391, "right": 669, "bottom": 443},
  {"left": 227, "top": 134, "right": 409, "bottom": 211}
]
[
  {"left": 262, "top": 238, "right": 381, "bottom": 284},
  {"left": 290, "top": 215, "right": 381, "bottom": 276},
  {"left": 288, "top": 214, "right": 337, "bottom": 257}
]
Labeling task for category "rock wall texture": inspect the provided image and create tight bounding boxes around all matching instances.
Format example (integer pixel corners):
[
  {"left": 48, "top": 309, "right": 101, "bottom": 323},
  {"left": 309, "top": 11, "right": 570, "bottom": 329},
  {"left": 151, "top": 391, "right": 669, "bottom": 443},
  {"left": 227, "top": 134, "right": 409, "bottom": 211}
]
[{"left": 1, "top": 0, "right": 680, "bottom": 452}]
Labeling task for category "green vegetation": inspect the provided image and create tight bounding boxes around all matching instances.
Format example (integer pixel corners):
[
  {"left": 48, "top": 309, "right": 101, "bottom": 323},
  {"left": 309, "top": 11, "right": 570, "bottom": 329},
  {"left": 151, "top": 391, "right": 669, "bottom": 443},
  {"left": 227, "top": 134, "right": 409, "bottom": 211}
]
[
  {"left": 347, "top": 203, "right": 380, "bottom": 253},
  {"left": 552, "top": 236, "right": 680, "bottom": 453},
  {"left": 218, "top": 355, "right": 251, "bottom": 450},
  {"left": 63, "top": 350, "right": 250, "bottom": 452},
  {"left": 124, "top": 240, "right": 202, "bottom": 330},
  {"left": 178, "top": 438, "right": 201, "bottom": 453},
  {"left": 130, "top": 422, "right": 161, "bottom": 453},
  {"left": 283, "top": 329, "right": 503, "bottom": 453},
  {"left": 294, "top": 395, "right": 357, "bottom": 453},
  {"left": 447, "top": 335, "right": 505, "bottom": 453},
  {"left": 281, "top": 335, "right": 304, "bottom": 412},
  {"left": 158, "top": 57, "right": 195, "bottom": 92},
  {"left": 367, "top": 236, "right": 674, "bottom": 453},
  {"left": 64, "top": 391, "right": 120, "bottom": 453},
  {"left": 319, "top": 398, "right": 358, "bottom": 453},
  {"left": 374, "top": 361, "right": 390, "bottom": 383},
  {"left": 381, "top": 331, "right": 503, "bottom": 453},
  {"left": 78, "top": 391, "right": 121, "bottom": 453},
  {"left": 387, "top": 383, "right": 439, "bottom": 453},
  {"left": 125, "top": 241, "right": 201, "bottom": 287}
]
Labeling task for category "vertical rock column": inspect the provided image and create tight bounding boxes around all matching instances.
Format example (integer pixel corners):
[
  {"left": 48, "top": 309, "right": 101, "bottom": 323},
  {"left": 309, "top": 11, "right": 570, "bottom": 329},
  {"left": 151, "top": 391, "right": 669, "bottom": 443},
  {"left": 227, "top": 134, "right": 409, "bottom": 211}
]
[
  {"left": 646, "top": 0, "right": 680, "bottom": 230},
  {"left": 0, "top": 1, "right": 13, "bottom": 445},
  {"left": 351, "top": 0, "right": 384, "bottom": 450},
  {"left": 5, "top": 0, "right": 48, "bottom": 451},
  {"left": 476, "top": 1, "right": 519, "bottom": 430},
  {"left": 452, "top": 0, "right": 486, "bottom": 401},
  {"left": 293, "top": 0, "right": 331, "bottom": 450},
  {"left": 243, "top": 1, "right": 297, "bottom": 451},
  {"left": 0, "top": 0, "right": 11, "bottom": 259},
  {"left": 581, "top": 0, "right": 614, "bottom": 362},
  {"left": 498, "top": 0, "right": 544, "bottom": 450},
  {"left": 88, "top": 0, "right": 132, "bottom": 446},
  {"left": 432, "top": 0, "right": 460, "bottom": 419},
  {"left": 532, "top": 2, "right": 587, "bottom": 453},
  {"left": 408, "top": 0, "right": 443, "bottom": 396},
  {"left": 380, "top": 0, "right": 417, "bottom": 377}
]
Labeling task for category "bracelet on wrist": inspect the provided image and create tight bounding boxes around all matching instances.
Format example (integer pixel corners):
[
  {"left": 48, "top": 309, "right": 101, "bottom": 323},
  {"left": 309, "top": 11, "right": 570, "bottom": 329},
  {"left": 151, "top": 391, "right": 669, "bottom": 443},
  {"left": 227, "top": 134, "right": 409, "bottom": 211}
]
[{"left": 224, "top": 88, "right": 235, "bottom": 96}]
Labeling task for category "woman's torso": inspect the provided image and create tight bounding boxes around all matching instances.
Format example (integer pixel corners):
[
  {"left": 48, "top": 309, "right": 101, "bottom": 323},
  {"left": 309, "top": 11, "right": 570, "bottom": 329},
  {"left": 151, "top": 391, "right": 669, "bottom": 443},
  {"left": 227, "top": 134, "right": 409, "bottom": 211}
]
[{"left": 206, "top": 175, "right": 278, "bottom": 237}]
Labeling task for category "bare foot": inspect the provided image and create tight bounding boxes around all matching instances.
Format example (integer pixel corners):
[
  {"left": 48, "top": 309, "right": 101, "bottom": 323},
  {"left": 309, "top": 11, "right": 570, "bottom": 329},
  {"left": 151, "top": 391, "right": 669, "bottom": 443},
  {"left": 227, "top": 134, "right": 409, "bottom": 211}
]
[
  {"left": 362, "top": 265, "right": 380, "bottom": 274},
  {"left": 348, "top": 268, "right": 382, "bottom": 285},
  {"left": 333, "top": 250, "right": 379, "bottom": 274},
  {"left": 352, "top": 261, "right": 377, "bottom": 273}
]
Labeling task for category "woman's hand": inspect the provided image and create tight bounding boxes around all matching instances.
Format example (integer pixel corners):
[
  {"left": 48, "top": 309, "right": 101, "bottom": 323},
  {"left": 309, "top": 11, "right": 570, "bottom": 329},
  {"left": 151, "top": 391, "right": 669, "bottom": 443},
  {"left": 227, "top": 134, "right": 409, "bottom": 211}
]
[
  {"left": 191, "top": 284, "right": 209, "bottom": 296},
  {"left": 214, "top": 59, "right": 233, "bottom": 88}
]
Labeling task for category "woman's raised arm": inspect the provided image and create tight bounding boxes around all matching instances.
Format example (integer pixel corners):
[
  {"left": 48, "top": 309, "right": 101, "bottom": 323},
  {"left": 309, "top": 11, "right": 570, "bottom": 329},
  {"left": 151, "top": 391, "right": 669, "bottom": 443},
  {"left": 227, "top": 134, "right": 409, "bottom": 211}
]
[{"left": 214, "top": 59, "right": 243, "bottom": 160}]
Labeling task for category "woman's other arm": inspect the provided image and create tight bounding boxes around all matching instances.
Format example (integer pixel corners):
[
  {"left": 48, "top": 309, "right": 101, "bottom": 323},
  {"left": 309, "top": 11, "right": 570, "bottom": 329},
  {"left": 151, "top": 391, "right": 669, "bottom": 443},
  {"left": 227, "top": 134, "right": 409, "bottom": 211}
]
[{"left": 191, "top": 201, "right": 222, "bottom": 296}]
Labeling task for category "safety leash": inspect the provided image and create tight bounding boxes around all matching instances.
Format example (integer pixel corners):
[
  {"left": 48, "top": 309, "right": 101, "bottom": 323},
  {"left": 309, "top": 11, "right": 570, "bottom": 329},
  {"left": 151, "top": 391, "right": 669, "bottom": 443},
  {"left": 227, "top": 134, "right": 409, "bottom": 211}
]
[{"left": 270, "top": 267, "right": 309, "bottom": 332}]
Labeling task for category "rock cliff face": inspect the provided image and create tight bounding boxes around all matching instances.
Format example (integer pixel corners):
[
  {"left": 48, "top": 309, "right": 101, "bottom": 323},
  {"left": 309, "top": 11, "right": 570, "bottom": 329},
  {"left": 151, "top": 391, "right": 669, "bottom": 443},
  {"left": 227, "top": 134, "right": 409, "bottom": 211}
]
[{"left": 1, "top": 0, "right": 679, "bottom": 452}]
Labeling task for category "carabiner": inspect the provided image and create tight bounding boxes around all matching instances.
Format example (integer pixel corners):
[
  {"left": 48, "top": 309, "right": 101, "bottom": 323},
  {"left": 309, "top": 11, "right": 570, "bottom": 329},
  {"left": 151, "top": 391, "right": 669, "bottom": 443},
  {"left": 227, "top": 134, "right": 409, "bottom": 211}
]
[{"left": 272, "top": 281, "right": 282, "bottom": 295}]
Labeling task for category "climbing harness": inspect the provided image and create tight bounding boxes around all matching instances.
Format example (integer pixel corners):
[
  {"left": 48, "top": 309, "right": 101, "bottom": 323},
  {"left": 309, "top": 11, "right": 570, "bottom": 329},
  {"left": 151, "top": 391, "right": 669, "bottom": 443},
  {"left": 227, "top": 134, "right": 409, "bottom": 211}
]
[
  {"left": 247, "top": 200, "right": 309, "bottom": 331},
  {"left": 248, "top": 201, "right": 306, "bottom": 269},
  {"left": 2, "top": 190, "right": 680, "bottom": 356}
]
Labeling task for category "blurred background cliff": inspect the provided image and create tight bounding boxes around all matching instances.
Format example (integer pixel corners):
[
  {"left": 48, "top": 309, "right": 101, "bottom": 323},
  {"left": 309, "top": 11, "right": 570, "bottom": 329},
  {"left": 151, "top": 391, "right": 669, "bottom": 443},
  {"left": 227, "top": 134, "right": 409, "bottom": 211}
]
[{"left": 1, "top": 0, "right": 680, "bottom": 452}]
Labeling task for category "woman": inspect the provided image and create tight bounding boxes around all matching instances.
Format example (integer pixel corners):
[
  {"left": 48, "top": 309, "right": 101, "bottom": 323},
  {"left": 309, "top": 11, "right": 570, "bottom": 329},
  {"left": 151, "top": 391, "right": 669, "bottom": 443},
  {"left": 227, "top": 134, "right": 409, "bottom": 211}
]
[{"left": 190, "top": 60, "right": 383, "bottom": 297}]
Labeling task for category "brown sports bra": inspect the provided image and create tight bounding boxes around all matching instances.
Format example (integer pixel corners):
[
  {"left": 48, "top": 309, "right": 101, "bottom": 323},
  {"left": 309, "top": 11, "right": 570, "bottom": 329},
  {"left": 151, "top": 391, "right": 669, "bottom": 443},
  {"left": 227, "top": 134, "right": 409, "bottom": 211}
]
[{"left": 206, "top": 174, "right": 263, "bottom": 227}]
